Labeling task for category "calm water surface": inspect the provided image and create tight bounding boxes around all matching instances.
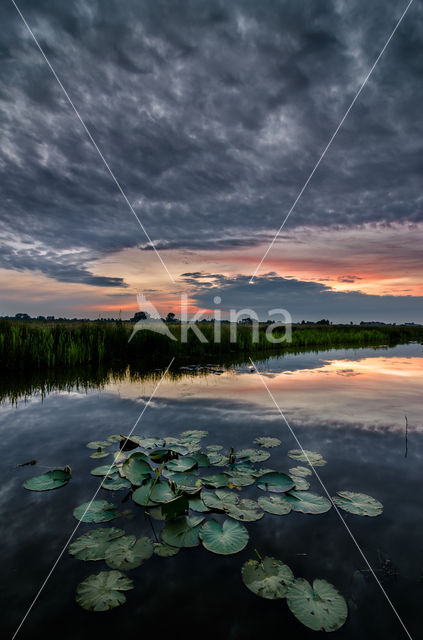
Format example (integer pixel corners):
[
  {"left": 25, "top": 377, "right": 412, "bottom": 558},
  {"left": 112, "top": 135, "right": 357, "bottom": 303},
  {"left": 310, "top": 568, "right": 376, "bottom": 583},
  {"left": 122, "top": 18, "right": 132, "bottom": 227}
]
[{"left": 1, "top": 344, "right": 422, "bottom": 639}]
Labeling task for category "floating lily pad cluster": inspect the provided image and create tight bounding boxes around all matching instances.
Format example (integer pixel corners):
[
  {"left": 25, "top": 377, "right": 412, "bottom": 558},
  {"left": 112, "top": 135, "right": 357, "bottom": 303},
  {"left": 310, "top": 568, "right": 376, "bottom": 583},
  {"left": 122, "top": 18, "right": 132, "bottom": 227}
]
[
  {"left": 22, "top": 430, "right": 383, "bottom": 630},
  {"left": 242, "top": 555, "right": 348, "bottom": 632}
]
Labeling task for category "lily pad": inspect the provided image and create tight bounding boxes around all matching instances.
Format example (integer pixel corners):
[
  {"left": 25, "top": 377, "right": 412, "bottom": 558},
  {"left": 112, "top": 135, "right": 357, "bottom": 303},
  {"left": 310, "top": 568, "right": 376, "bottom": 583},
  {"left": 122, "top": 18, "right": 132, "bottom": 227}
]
[
  {"left": 166, "top": 456, "right": 197, "bottom": 473},
  {"left": 207, "top": 453, "right": 227, "bottom": 465},
  {"left": 206, "top": 444, "right": 223, "bottom": 452},
  {"left": 24, "top": 469, "right": 71, "bottom": 491},
  {"left": 161, "top": 515, "right": 204, "bottom": 548},
  {"left": 202, "top": 473, "right": 230, "bottom": 488},
  {"left": 153, "top": 542, "right": 180, "bottom": 557},
  {"left": 69, "top": 528, "right": 125, "bottom": 561},
  {"left": 189, "top": 496, "right": 211, "bottom": 513},
  {"left": 105, "top": 536, "right": 153, "bottom": 570},
  {"left": 76, "top": 570, "right": 133, "bottom": 611},
  {"left": 119, "top": 436, "right": 141, "bottom": 451},
  {"left": 200, "top": 518, "right": 249, "bottom": 555},
  {"left": 258, "top": 494, "right": 292, "bottom": 515},
  {"left": 332, "top": 491, "right": 383, "bottom": 517},
  {"left": 288, "top": 449, "right": 327, "bottom": 466},
  {"left": 164, "top": 471, "right": 202, "bottom": 493},
  {"left": 226, "top": 499, "right": 264, "bottom": 522},
  {"left": 102, "top": 474, "right": 131, "bottom": 491},
  {"left": 289, "top": 466, "right": 312, "bottom": 478},
  {"left": 121, "top": 455, "right": 151, "bottom": 485},
  {"left": 161, "top": 494, "right": 189, "bottom": 520},
  {"left": 286, "top": 491, "right": 331, "bottom": 514},
  {"left": 227, "top": 473, "right": 256, "bottom": 487},
  {"left": 90, "top": 450, "right": 109, "bottom": 459},
  {"left": 202, "top": 489, "right": 239, "bottom": 511},
  {"left": 91, "top": 465, "right": 118, "bottom": 477},
  {"left": 132, "top": 479, "right": 176, "bottom": 507},
  {"left": 242, "top": 557, "right": 294, "bottom": 599},
  {"left": 286, "top": 578, "right": 348, "bottom": 632},
  {"left": 254, "top": 437, "right": 281, "bottom": 448},
  {"left": 191, "top": 451, "right": 210, "bottom": 467},
  {"left": 87, "top": 441, "right": 110, "bottom": 449},
  {"left": 237, "top": 448, "right": 271, "bottom": 463},
  {"left": 180, "top": 429, "right": 208, "bottom": 439},
  {"left": 291, "top": 476, "right": 310, "bottom": 491},
  {"left": 73, "top": 500, "right": 118, "bottom": 523},
  {"left": 257, "top": 472, "right": 295, "bottom": 493}
]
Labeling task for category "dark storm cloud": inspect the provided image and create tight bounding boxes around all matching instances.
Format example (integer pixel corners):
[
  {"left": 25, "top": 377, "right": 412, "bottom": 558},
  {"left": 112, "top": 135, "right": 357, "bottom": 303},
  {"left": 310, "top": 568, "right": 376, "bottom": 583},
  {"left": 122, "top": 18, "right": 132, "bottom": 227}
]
[
  {"left": 183, "top": 272, "right": 423, "bottom": 323},
  {"left": 0, "top": 0, "right": 422, "bottom": 284}
]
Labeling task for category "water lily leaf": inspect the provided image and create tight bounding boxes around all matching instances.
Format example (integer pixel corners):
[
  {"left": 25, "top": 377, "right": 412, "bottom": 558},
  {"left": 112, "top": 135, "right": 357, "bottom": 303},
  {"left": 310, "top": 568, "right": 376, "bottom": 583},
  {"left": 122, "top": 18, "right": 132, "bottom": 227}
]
[
  {"left": 107, "top": 434, "right": 121, "bottom": 443},
  {"left": 242, "top": 557, "right": 294, "bottom": 599},
  {"left": 119, "top": 436, "right": 141, "bottom": 451},
  {"left": 191, "top": 451, "right": 210, "bottom": 467},
  {"left": 289, "top": 466, "right": 312, "bottom": 477},
  {"left": 332, "top": 491, "right": 383, "bottom": 516},
  {"left": 237, "top": 448, "right": 271, "bottom": 463},
  {"left": 161, "top": 494, "right": 189, "bottom": 520},
  {"left": 213, "top": 455, "right": 230, "bottom": 467},
  {"left": 286, "top": 578, "right": 348, "bottom": 632},
  {"left": 202, "top": 473, "right": 230, "bottom": 488},
  {"left": 121, "top": 455, "right": 151, "bottom": 485},
  {"left": 207, "top": 453, "right": 227, "bottom": 465},
  {"left": 149, "top": 448, "right": 175, "bottom": 463},
  {"left": 168, "top": 444, "right": 190, "bottom": 456},
  {"left": 105, "top": 536, "right": 153, "bottom": 570},
  {"left": 254, "top": 468, "right": 276, "bottom": 477},
  {"left": 226, "top": 499, "right": 264, "bottom": 522},
  {"left": 87, "top": 441, "right": 110, "bottom": 449},
  {"left": 161, "top": 515, "right": 204, "bottom": 548},
  {"left": 180, "top": 429, "right": 208, "bottom": 439},
  {"left": 153, "top": 542, "right": 180, "bottom": 557},
  {"left": 90, "top": 450, "right": 109, "bottom": 459},
  {"left": 258, "top": 494, "right": 292, "bottom": 515},
  {"left": 73, "top": 500, "right": 118, "bottom": 523},
  {"left": 288, "top": 449, "right": 327, "bottom": 466},
  {"left": 166, "top": 456, "right": 197, "bottom": 473},
  {"left": 112, "top": 451, "right": 127, "bottom": 464},
  {"left": 69, "top": 528, "right": 125, "bottom": 561},
  {"left": 135, "top": 436, "right": 166, "bottom": 449},
  {"left": 286, "top": 491, "right": 331, "bottom": 514},
  {"left": 200, "top": 518, "right": 249, "bottom": 555},
  {"left": 257, "top": 472, "right": 295, "bottom": 493},
  {"left": 132, "top": 479, "right": 176, "bottom": 507},
  {"left": 227, "top": 473, "right": 256, "bottom": 487},
  {"left": 91, "top": 465, "right": 118, "bottom": 477},
  {"left": 76, "top": 570, "right": 133, "bottom": 611},
  {"left": 291, "top": 476, "right": 310, "bottom": 491},
  {"left": 102, "top": 474, "right": 131, "bottom": 491},
  {"left": 206, "top": 444, "right": 223, "bottom": 452},
  {"left": 189, "top": 496, "right": 211, "bottom": 513},
  {"left": 202, "top": 489, "right": 239, "bottom": 511},
  {"left": 24, "top": 469, "right": 71, "bottom": 491},
  {"left": 254, "top": 437, "right": 281, "bottom": 448}
]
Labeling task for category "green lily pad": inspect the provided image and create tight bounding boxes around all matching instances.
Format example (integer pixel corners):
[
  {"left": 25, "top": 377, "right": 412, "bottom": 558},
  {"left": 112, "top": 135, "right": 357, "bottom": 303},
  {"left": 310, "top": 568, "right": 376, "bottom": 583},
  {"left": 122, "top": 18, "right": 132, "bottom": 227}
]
[
  {"left": 237, "top": 448, "right": 271, "bottom": 463},
  {"left": 76, "top": 570, "right": 133, "bottom": 611},
  {"left": 102, "top": 474, "right": 131, "bottom": 491},
  {"left": 189, "top": 496, "right": 211, "bottom": 513},
  {"left": 121, "top": 455, "right": 151, "bottom": 485},
  {"left": 191, "top": 451, "right": 211, "bottom": 467},
  {"left": 225, "top": 499, "right": 264, "bottom": 522},
  {"left": 206, "top": 444, "right": 223, "bottom": 452},
  {"left": 161, "top": 515, "right": 205, "bottom": 548},
  {"left": 107, "top": 434, "right": 121, "bottom": 443},
  {"left": 153, "top": 542, "right": 180, "bottom": 557},
  {"left": 291, "top": 476, "right": 310, "bottom": 491},
  {"left": 286, "top": 491, "right": 331, "bottom": 514},
  {"left": 90, "top": 450, "right": 109, "bottom": 459},
  {"left": 166, "top": 456, "right": 197, "bottom": 473},
  {"left": 286, "top": 578, "right": 348, "bottom": 632},
  {"left": 200, "top": 518, "right": 249, "bottom": 555},
  {"left": 119, "top": 436, "right": 142, "bottom": 451},
  {"left": 242, "top": 557, "right": 294, "bottom": 599},
  {"left": 289, "top": 466, "right": 312, "bottom": 477},
  {"left": 332, "top": 491, "right": 383, "bottom": 516},
  {"left": 207, "top": 453, "right": 227, "bottom": 465},
  {"left": 202, "top": 473, "right": 230, "bottom": 488},
  {"left": 73, "top": 500, "right": 118, "bottom": 523},
  {"left": 87, "top": 441, "right": 110, "bottom": 449},
  {"left": 105, "top": 536, "right": 153, "bottom": 570},
  {"left": 227, "top": 473, "right": 256, "bottom": 487},
  {"left": 288, "top": 449, "right": 327, "bottom": 466},
  {"left": 112, "top": 451, "right": 127, "bottom": 464},
  {"left": 168, "top": 444, "right": 190, "bottom": 455},
  {"left": 24, "top": 468, "right": 71, "bottom": 491},
  {"left": 132, "top": 479, "right": 176, "bottom": 507},
  {"left": 254, "top": 437, "right": 281, "bottom": 448},
  {"left": 149, "top": 448, "right": 175, "bottom": 463},
  {"left": 91, "top": 465, "right": 118, "bottom": 477},
  {"left": 258, "top": 494, "right": 292, "bottom": 515},
  {"left": 180, "top": 429, "right": 208, "bottom": 439},
  {"left": 69, "top": 528, "right": 125, "bottom": 561},
  {"left": 257, "top": 472, "right": 295, "bottom": 493},
  {"left": 202, "top": 489, "right": 239, "bottom": 511},
  {"left": 161, "top": 494, "right": 189, "bottom": 520}
]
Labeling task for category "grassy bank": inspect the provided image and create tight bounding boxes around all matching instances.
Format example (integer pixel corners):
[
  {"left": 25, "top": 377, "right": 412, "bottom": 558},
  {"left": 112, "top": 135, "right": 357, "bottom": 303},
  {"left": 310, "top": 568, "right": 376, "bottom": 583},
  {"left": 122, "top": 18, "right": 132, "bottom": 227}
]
[{"left": 0, "top": 319, "right": 422, "bottom": 372}]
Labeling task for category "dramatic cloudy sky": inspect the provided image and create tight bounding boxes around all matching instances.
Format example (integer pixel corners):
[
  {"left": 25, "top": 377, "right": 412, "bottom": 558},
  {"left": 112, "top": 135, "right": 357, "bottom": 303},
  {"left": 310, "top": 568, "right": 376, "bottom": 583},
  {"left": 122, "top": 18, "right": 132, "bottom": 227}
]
[{"left": 0, "top": 0, "right": 422, "bottom": 321}]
